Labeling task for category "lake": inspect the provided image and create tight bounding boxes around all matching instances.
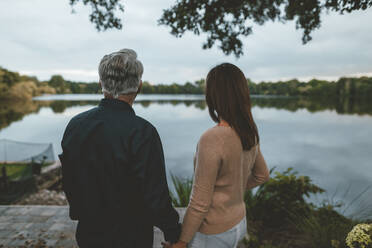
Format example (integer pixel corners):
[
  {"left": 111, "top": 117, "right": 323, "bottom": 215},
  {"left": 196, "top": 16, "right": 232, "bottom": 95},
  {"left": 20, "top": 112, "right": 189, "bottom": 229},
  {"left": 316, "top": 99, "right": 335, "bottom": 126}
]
[{"left": 1, "top": 94, "right": 371, "bottom": 215}]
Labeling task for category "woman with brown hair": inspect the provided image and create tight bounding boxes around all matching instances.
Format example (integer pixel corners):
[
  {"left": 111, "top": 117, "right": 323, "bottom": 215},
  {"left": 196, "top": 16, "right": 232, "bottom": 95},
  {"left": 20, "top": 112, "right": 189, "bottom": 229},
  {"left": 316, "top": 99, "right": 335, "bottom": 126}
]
[{"left": 164, "top": 63, "right": 270, "bottom": 248}]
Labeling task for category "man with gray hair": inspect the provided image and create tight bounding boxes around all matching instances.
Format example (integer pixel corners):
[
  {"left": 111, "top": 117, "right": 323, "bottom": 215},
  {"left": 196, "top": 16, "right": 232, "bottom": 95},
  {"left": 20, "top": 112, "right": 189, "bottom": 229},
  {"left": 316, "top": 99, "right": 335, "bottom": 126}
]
[{"left": 59, "top": 49, "right": 181, "bottom": 247}]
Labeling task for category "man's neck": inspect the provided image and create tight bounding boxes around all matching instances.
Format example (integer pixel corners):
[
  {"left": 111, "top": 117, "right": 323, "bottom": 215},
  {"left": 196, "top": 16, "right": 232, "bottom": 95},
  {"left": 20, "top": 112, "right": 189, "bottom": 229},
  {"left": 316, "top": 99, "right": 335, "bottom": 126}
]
[
  {"left": 117, "top": 95, "right": 135, "bottom": 105},
  {"left": 104, "top": 93, "right": 135, "bottom": 105}
]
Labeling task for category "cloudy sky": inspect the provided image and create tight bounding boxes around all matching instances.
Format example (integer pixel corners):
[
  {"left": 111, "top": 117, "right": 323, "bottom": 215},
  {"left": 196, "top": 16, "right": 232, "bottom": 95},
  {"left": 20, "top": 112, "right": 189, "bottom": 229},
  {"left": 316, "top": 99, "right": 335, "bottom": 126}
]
[{"left": 0, "top": 0, "right": 371, "bottom": 84}]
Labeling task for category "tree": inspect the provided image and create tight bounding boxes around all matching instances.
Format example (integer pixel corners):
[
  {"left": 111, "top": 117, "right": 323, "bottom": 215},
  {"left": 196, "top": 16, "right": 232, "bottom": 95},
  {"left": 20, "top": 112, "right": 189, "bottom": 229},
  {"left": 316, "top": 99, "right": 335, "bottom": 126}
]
[
  {"left": 159, "top": 0, "right": 372, "bottom": 57},
  {"left": 0, "top": 67, "right": 21, "bottom": 87},
  {"left": 49, "top": 75, "right": 67, "bottom": 93},
  {"left": 68, "top": 0, "right": 372, "bottom": 57},
  {"left": 69, "top": 0, "right": 124, "bottom": 31}
]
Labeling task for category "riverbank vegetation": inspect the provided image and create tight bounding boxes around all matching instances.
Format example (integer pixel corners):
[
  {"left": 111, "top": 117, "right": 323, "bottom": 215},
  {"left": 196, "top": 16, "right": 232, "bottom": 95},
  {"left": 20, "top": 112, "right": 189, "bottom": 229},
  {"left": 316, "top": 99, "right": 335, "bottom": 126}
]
[
  {"left": 0, "top": 68, "right": 98, "bottom": 100},
  {"left": 0, "top": 165, "right": 63, "bottom": 205},
  {"left": 0, "top": 163, "right": 32, "bottom": 180},
  {"left": 170, "top": 168, "right": 372, "bottom": 248},
  {"left": 0, "top": 162, "right": 51, "bottom": 181},
  {"left": 1, "top": 67, "right": 372, "bottom": 100},
  {"left": 0, "top": 68, "right": 55, "bottom": 101}
]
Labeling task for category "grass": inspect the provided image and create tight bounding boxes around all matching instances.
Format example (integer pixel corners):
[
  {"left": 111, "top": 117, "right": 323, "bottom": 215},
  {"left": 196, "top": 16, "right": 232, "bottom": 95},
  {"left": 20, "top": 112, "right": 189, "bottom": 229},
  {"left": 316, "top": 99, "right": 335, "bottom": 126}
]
[
  {"left": 169, "top": 172, "right": 193, "bottom": 207},
  {"left": 0, "top": 161, "right": 53, "bottom": 204},
  {"left": 0, "top": 163, "right": 31, "bottom": 180},
  {"left": 0, "top": 162, "right": 51, "bottom": 180}
]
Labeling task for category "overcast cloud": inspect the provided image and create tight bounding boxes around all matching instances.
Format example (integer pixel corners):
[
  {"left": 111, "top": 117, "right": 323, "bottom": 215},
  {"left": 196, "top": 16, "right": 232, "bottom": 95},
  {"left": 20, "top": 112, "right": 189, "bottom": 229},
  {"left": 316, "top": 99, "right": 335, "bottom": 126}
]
[{"left": 0, "top": 0, "right": 371, "bottom": 84}]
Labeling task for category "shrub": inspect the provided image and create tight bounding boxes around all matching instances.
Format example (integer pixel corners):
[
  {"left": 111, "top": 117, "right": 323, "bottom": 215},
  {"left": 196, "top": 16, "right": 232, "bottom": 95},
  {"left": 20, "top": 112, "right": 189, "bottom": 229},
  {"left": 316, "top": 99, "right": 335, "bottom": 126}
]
[
  {"left": 346, "top": 224, "right": 372, "bottom": 248},
  {"left": 294, "top": 205, "right": 355, "bottom": 248},
  {"left": 7, "top": 81, "right": 38, "bottom": 101},
  {"left": 245, "top": 168, "right": 325, "bottom": 247}
]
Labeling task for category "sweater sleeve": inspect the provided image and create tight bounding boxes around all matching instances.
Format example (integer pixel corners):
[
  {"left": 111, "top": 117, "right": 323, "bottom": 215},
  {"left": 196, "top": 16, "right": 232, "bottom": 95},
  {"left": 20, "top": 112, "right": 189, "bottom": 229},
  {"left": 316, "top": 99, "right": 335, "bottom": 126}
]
[
  {"left": 179, "top": 133, "right": 222, "bottom": 243},
  {"left": 246, "top": 145, "right": 270, "bottom": 190}
]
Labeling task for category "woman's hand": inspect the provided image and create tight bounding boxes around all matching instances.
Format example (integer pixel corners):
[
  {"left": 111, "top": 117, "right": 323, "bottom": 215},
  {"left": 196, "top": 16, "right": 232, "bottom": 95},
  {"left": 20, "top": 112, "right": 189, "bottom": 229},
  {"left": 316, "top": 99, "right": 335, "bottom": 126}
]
[
  {"left": 161, "top": 241, "right": 187, "bottom": 248},
  {"left": 172, "top": 241, "right": 187, "bottom": 248}
]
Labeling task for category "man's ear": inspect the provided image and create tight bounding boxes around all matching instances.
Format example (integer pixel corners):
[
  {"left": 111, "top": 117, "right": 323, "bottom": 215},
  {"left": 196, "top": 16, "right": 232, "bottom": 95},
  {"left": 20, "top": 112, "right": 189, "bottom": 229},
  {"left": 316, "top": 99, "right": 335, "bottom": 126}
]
[{"left": 137, "top": 81, "right": 143, "bottom": 94}]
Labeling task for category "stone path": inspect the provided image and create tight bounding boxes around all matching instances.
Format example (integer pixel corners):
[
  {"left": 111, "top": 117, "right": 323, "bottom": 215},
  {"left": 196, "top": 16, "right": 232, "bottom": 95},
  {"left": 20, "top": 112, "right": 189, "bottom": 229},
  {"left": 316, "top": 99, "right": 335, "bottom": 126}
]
[
  {"left": 41, "top": 161, "right": 61, "bottom": 174},
  {"left": 0, "top": 206, "right": 186, "bottom": 248}
]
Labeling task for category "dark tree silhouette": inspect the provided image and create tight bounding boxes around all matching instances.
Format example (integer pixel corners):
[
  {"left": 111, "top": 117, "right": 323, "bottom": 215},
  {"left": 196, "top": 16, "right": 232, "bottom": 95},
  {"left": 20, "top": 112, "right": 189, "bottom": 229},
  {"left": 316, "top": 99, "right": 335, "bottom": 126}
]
[
  {"left": 159, "top": 0, "right": 372, "bottom": 57},
  {"left": 69, "top": 0, "right": 124, "bottom": 31},
  {"left": 69, "top": 0, "right": 372, "bottom": 57}
]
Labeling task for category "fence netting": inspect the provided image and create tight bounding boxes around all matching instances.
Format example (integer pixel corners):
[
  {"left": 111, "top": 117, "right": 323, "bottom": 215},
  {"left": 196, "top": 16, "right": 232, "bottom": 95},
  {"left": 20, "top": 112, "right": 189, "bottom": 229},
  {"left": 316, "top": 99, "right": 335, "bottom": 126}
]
[
  {"left": 0, "top": 139, "right": 55, "bottom": 163},
  {"left": 0, "top": 139, "right": 55, "bottom": 204}
]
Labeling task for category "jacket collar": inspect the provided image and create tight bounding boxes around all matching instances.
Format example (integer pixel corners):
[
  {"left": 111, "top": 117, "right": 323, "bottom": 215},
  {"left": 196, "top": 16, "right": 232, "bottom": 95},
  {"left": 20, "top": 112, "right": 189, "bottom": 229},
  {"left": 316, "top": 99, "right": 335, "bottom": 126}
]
[{"left": 99, "top": 98, "right": 135, "bottom": 114}]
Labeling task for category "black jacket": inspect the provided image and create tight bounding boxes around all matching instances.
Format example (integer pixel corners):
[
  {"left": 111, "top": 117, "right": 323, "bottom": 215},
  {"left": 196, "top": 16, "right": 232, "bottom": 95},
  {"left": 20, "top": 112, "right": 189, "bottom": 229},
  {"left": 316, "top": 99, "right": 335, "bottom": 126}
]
[{"left": 59, "top": 98, "right": 181, "bottom": 247}]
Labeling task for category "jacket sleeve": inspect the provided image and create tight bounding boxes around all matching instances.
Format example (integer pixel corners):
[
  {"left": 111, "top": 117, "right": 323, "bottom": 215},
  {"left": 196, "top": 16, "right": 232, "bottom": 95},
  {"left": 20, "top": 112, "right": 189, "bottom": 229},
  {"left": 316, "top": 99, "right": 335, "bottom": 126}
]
[
  {"left": 131, "top": 125, "right": 181, "bottom": 243},
  {"left": 58, "top": 152, "right": 78, "bottom": 220},
  {"left": 59, "top": 117, "right": 78, "bottom": 220},
  {"left": 246, "top": 145, "right": 270, "bottom": 190}
]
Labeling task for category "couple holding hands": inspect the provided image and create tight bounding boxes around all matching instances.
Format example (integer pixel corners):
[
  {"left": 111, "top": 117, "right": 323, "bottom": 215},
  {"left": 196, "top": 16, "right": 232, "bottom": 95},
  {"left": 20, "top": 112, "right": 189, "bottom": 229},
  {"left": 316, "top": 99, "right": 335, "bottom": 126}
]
[{"left": 60, "top": 49, "right": 269, "bottom": 248}]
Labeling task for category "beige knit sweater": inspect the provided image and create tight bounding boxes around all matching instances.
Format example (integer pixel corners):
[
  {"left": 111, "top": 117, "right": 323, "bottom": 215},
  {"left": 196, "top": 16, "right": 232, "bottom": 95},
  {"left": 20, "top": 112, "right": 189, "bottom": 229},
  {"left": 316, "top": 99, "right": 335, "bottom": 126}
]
[{"left": 179, "top": 126, "right": 270, "bottom": 243}]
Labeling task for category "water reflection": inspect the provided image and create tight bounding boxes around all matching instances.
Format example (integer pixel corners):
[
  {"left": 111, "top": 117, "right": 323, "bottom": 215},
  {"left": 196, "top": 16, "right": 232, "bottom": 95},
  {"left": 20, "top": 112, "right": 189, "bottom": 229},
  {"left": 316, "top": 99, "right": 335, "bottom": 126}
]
[
  {"left": 253, "top": 96, "right": 372, "bottom": 115},
  {"left": 1, "top": 96, "right": 372, "bottom": 131},
  {"left": 0, "top": 96, "right": 371, "bottom": 215},
  {"left": 33, "top": 96, "right": 372, "bottom": 116},
  {"left": 0, "top": 100, "right": 47, "bottom": 130}
]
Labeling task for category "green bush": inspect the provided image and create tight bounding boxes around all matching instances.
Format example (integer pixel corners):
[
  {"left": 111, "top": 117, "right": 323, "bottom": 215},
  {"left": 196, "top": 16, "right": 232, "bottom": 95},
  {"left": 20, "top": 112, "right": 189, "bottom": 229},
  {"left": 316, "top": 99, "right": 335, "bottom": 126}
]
[
  {"left": 247, "top": 168, "right": 324, "bottom": 223},
  {"left": 293, "top": 205, "right": 355, "bottom": 248},
  {"left": 244, "top": 168, "right": 370, "bottom": 248}
]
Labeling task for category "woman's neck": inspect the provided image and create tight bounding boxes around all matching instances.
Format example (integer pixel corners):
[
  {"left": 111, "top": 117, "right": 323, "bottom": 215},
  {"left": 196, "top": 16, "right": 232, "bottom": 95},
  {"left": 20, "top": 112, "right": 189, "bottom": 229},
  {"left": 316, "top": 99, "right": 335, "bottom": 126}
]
[{"left": 218, "top": 119, "right": 230, "bottom": 127}]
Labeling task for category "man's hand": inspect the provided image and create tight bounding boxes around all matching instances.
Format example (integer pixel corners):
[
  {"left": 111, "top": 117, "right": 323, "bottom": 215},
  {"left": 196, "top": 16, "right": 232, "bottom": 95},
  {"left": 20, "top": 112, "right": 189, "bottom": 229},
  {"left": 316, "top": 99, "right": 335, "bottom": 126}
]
[
  {"left": 161, "top": 241, "right": 187, "bottom": 248},
  {"left": 161, "top": 241, "right": 172, "bottom": 248}
]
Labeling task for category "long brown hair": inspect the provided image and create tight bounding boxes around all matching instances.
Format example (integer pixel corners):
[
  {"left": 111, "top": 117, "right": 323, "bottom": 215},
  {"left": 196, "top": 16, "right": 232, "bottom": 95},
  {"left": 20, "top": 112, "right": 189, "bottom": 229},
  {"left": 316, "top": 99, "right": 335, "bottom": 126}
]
[{"left": 205, "top": 63, "right": 259, "bottom": 150}]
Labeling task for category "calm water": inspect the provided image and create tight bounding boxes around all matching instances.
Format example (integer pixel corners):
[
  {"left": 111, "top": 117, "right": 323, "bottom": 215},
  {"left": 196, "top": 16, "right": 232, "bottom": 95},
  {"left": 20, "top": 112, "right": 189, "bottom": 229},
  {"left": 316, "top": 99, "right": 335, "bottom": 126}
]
[{"left": 1, "top": 94, "right": 372, "bottom": 215}]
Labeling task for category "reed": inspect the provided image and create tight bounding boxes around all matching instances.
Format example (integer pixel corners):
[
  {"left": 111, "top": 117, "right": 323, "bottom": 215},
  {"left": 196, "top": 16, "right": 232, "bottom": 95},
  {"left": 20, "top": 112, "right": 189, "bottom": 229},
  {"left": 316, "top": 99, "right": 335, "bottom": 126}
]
[{"left": 169, "top": 172, "right": 193, "bottom": 207}]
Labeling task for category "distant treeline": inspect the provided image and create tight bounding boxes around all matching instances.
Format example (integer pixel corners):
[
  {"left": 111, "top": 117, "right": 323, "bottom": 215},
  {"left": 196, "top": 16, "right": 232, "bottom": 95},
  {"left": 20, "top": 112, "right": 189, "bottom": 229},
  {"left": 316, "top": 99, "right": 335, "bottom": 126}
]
[
  {"left": 0, "top": 68, "right": 54, "bottom": 101},
  {"left": 1, "top": 67, "right": 372, "bottom": 101},
  {"left": 248, "top": 78, "right": 372, "bottom": 100},
  {"left": 40, "top": 76, "right": 206, "bottom": 95},
  {"left": 141, "top": 80, "right": 205, "bottom": 94},
  {"left": 0, "top": 68, "right": 101, "bottom": 101}
]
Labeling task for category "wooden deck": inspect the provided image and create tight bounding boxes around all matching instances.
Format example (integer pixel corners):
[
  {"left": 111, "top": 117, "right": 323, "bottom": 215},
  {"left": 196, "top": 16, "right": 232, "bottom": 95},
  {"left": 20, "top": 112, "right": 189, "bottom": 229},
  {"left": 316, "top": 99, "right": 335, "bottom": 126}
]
[{"left": 0, "top": 206, "right": 186, "bottom": 247}]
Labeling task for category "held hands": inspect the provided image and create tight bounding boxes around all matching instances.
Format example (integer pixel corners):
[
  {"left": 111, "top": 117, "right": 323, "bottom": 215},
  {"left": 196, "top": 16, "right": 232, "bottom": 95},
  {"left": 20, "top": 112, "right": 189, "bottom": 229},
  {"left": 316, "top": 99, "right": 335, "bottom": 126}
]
[
  {"left": 161, "top": 241, "right": 187, "bottom": 248},
  {"left": 161, "top": 241, "right": 172, "bottom": 248}
]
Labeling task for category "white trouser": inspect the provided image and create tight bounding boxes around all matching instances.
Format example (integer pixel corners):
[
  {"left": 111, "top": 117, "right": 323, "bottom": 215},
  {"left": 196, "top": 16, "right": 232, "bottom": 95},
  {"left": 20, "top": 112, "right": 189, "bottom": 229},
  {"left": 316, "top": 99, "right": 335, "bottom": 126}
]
[{"left": 188, "top": 217, "right": 247, "bottom": 248}]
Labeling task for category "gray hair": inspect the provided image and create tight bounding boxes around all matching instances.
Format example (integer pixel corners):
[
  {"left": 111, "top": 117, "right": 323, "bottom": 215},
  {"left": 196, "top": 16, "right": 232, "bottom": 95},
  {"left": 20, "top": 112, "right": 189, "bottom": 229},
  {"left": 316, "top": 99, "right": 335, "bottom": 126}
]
[{"left": 98, "top": 49, "right": 144, "bottom": 98}]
